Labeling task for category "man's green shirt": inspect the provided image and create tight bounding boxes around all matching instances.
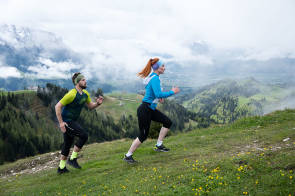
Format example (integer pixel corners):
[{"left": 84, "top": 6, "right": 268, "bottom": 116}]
[{"left": 60, "top": 89, "right": 91, "bottom": 122}]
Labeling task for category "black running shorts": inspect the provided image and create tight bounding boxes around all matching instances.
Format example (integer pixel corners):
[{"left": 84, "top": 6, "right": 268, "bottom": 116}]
[{"left": 137, "top": 102, "right": 172, "bottom": 143}]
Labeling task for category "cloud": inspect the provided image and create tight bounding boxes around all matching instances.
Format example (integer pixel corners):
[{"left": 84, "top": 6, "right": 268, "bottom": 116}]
[
  {"left": 1, "top": 1, "right": 294, "bottom": 50},
  {"left": 0, "top": 66, "right": 21, "bottom": 78},
  {"left": 0, "top": 55, "right": 21, "bottom": 78},
  {"left": 0, "top": 0, "right": 294, "bottom": 82},
  {"left": 27, "top": 58, "right": 81, "bottom": 79},
  {"left": 236, "top": 48, "right": 292, "bottom": 61}
]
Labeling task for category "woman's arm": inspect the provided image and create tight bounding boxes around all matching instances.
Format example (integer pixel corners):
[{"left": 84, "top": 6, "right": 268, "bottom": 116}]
[{"left": 151, "top": 77, "right": 175, "bottom": 98}]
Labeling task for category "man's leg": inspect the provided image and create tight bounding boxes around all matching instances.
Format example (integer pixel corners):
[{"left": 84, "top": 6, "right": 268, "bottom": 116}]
[
  {"left": 70, "top": 145, "right": 80, "bottom": 160},
  {"left": 58, "top": 131, "right": 74, "bottom": 174},
  {"left": 66, "top": 122, "right": 88, "bottom": 169}
]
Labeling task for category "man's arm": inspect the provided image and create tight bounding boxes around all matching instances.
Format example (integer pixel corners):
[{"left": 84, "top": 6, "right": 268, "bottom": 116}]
[
  {"left": 55, "top": 101, "right": 67, "bottom": 133},
  {"left": 86, "top": 95, "right": 104, "bottom": 110}
]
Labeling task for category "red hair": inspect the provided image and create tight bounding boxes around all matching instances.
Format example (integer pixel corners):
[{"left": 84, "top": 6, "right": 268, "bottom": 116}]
[{"left": 137, "top": 58, "right": 159, "bottom": 78}]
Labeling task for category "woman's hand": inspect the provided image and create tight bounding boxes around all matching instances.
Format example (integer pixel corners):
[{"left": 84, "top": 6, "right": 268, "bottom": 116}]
[{"left": 171, "top": 86, "right": 180, "bottom": 94}]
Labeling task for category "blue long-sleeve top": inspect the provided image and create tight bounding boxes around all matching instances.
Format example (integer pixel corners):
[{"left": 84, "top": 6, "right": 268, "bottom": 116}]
[{"left": 142, "top": 72, "right": 174, "bottom": 110}]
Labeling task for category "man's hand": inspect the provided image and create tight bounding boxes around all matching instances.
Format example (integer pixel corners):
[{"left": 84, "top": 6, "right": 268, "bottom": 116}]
[
  {"left": 95, "top": 95, "right": 104, "bottom": 106},
  {"left": 159, "top": 98, "right": 164, "bottom": 103},
  {"left": 59, "top": 122, "right": 68, "bottom": 133}
]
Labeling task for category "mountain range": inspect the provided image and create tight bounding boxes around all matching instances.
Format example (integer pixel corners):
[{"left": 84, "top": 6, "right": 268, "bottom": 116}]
[{"left": 0, "top": 24, "right": 295, "bottom": 92}]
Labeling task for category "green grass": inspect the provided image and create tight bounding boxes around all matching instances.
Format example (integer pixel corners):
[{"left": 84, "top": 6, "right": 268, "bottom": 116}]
[
  {"left": 97, "top": 93, "right": 142, "bottom": 122},
  {"left": 1, "top": 109, "right": 295, "bottom": 195},
  {"left": 0, "top": 90, "right": 36, "bottom": 95},
  {"left": 107, "top": 92, "right": 141, "bottom": 100}
]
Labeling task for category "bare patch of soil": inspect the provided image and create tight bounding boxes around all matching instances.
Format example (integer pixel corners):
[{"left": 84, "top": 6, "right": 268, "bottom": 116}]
[{"left": 0, "top": 152, "right": 60, "bottom": 179}]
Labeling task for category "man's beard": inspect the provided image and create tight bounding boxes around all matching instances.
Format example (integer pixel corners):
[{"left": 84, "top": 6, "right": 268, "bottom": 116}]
[{"left": 80, "top": 84, "right": 87, "bottom": 89}]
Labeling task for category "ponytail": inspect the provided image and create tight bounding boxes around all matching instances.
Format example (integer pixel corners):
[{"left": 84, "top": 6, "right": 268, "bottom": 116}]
[{"left": 137, "top": 58, "right": 159, "bottom": 78}]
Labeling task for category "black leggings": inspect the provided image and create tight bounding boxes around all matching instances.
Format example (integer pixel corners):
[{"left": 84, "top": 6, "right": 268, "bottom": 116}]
[
  {"left": 61, "top": 121, "right": 88, "bottom": 156},
  {"left": 137, "top": 102, "right": 172, "bottom": 143}
]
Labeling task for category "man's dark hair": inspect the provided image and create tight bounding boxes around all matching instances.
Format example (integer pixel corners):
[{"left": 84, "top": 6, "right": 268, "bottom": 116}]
[{"left": 72, "top": 72, "right": 81, "bottom": 85}]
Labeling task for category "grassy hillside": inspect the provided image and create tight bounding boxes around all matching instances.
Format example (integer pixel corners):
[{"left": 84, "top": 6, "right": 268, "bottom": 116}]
[
  {"left": 182, "top": 78, "right": 295, "bottom": 124},
  {"left": 0, "top": 90, "right": 51, "bottom": 118},
  {"left": 0, "top": 90, "right": 37, "bottom": 95},
  {"left": 98, "top": 92, "right": 142, "bottom": 122},
  {"left": 0, "top": 109, "right": 294, "bottom": 195},
  {"left": 184, "top": 78, "right": 295, "bottom": 110}
]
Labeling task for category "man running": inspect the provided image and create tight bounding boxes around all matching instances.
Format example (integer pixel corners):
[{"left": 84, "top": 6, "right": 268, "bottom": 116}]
[{"left": 55, "top": 72, "right": 104, "bottom": 174}]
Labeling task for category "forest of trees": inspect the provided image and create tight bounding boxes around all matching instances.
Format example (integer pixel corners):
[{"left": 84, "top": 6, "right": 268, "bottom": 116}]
[
  {"left": 185, "top": 80, "right": 265, "bottom": 124},
  {"left": 0, "top": 92, "right": 62, "bottom": 164}
]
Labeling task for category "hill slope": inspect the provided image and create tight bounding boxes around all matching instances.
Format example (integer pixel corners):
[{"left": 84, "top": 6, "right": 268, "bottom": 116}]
[
  {"left": 0, "top": 109, "right": 295, "bottom": 195},
  {"left": 182, "top": 78, "right": 295, "bottom": 124},
  {"left": 98, "top": 92, "right": 142, "bottom": 122}
]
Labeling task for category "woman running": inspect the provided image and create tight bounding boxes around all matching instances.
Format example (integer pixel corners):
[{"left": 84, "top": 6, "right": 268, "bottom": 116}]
[{"left": 123, "top": 58, "right": 180, "bottom": 163}]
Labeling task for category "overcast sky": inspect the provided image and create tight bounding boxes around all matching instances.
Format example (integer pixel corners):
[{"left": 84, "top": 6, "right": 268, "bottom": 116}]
[{"left": 0, "top": 0, "right": 294, "bottom": 80}]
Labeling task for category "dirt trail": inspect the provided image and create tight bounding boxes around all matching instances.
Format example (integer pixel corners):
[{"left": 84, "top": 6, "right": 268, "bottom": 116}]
[{"left": 0, "top": 151, "right": 60, "bottom": 179}]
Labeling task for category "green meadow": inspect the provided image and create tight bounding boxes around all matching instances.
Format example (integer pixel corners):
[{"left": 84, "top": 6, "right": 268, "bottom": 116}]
[
  {"left": 0, "top": 109, "right": 294, "bottom": 196},
  {"left": 97, "top": 92, "right": 142, "bottom": 122}
]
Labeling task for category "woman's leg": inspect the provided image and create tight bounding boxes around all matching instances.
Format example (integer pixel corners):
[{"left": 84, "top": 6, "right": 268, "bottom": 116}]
[
  {"left": 126, "top": 137, "right": 142, "bottom": 155},
  {"left": 124, "top": 104, "right": 151, "bottom": 162},
  {"left": 158, "top": 126, "right": 169, "bottom": 142},
  {"left": 151, "top": 109, "right": 172, "bottom": 151}
]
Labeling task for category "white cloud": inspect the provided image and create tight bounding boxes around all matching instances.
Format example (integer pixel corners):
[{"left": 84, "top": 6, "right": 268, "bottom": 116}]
[
  {"left": 236, "top": 48, "right": 295, "bottom": 61},
  {"left": 0, "top": 56, "right": 21, "bottom": 78},
  {"left": 0, "top": 66, "right": 21, "bottom": 78},
  {"left": 27, "top": 58, "right": 81, "bottom": 79},
  {"left": 0, "top": 0, "right": 294, "bottom": 80}
]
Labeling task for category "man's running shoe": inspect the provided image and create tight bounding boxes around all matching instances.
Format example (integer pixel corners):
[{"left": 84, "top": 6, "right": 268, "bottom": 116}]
[
  {"left": 123, "top": 155, "right": 137, "bottom": 164},
  {"left": 67, "top": 158, "right": 82, "bottom": 169},
  {"left": 154, "top": 144, "right": 170, "bottom": 152},
  {"left": 57, "top": 167, "right": 69, "bottom": 174}
]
